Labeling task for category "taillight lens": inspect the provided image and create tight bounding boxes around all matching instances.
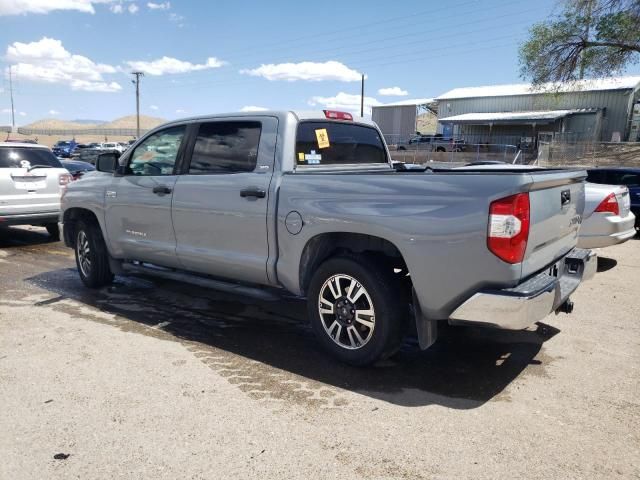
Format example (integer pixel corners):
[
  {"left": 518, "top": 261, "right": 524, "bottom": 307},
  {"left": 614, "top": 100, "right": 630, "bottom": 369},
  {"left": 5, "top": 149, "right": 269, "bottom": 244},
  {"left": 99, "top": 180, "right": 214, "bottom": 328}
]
[
  {"left": 323, "top": 110, "right": 353, "bottom": 121},
  {"left": 594, "top": 192, "right": 619, "bottom": 216},
  {"left": 59, "top": 173, "right": 73, "bottom": 186},
  {"left": 488, "top": 193, "right": 530, "bottom": 264}
]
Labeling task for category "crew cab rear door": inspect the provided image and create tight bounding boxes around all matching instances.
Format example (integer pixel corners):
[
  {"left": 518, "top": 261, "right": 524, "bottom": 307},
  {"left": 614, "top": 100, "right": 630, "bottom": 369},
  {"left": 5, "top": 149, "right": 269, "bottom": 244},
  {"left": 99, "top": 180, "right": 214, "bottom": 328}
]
[{"left": 171, "top": 117, "right": 277, "bottom": 285}]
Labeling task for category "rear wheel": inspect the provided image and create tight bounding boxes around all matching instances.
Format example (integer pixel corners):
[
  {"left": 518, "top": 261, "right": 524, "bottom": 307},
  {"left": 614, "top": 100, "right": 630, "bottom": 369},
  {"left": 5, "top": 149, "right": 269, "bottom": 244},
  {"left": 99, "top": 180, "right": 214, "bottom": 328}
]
[
  {"left": 307, "top": 256, "right": 407, "bottom": 366},
  {"left": 45, "top": 223, "right": 60, "bottom": 240},
  {"left": 74, "top": 220, "right": 113, "bottom": 288}
]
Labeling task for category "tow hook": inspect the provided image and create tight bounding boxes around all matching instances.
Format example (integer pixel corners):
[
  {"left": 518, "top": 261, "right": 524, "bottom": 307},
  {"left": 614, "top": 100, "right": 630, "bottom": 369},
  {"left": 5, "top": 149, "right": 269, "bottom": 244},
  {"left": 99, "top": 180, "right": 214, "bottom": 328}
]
[{"left": 557, "top": 299, "right": 574, "bottom": 314}]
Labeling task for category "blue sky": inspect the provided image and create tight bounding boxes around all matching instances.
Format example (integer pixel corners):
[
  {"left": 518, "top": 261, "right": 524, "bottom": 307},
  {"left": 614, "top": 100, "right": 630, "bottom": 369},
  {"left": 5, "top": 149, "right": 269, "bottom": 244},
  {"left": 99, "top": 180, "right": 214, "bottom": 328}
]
[{"left": 1, "top": 0, "right": 639, "bottom": 124}]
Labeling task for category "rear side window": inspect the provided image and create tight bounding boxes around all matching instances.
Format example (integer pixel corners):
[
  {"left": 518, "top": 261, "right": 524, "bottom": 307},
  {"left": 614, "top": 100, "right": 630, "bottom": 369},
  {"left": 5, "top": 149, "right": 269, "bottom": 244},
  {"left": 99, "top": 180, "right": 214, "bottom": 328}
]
[
  {"left": 296, "top": 121, "right": 387, "bottom": 166},
  {"left": 0, "top": 147, "right": 63, "bottom": 169},
  {"left": 188, "top": 121, "right": 262, "bottom": 174},
  {"left": 608, "top": 171, "right": 640, "bottom": 187}
]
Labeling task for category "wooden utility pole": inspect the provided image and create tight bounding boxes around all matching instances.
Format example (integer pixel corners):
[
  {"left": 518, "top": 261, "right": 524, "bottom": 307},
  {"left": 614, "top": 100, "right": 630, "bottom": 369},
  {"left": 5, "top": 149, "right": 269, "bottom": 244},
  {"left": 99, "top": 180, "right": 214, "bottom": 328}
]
[
  {"left": 131, "top": 71, "right": 144, "bottom": 138},
  {"left": 360, "top": 74, "right": 365, "bottom": 117},
  {"left": 9, "top": 66, "right": 15, "bottom": 128}
]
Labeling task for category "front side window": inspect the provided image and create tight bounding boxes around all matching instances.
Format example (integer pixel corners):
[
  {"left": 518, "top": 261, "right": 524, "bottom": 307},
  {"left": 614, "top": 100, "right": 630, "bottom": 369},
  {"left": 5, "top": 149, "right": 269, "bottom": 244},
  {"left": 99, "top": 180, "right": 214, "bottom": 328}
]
[
  {"left": 0, "top": 147, "right": 63, "bottom": 169},
  {"left": 128, "top": 126, "right": 185, "bottom": 176},
  {"left": 188, "top": 121, "right": 262, "bottom": 174},
  {"left": 295, "top": 121, "right": 387, "bottom": 166}
]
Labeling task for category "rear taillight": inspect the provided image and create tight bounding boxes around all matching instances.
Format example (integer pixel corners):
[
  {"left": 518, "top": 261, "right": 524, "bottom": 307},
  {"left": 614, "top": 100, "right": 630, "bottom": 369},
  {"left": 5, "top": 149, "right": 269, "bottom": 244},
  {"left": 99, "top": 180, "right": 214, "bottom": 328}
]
[
  {"left": 488, "top": 193, "right": 530, "bottom": 264},
  {"left": 59, "top": 173, "right": 73, "bottom": 186},
  {"left": 594, "top": 192, "right": 619, "bottom": 216},
  {"left": 323, "top": 110, "right": 353, "bottom": 121}
]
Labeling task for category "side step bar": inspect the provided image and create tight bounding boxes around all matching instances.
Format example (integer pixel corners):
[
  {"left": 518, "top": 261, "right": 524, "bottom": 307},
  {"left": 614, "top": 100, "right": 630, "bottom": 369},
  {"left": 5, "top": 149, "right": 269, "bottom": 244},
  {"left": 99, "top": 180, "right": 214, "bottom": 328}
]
[{"left": 120, "top": 262, "right": 282, "bottom": 301}]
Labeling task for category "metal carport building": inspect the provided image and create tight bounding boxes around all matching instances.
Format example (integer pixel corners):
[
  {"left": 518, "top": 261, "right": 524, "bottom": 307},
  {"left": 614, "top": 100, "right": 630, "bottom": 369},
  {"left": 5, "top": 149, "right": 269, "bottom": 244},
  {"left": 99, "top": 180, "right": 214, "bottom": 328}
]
[{"left": 436, "top": 76, "right": 640, "bottom": 146}]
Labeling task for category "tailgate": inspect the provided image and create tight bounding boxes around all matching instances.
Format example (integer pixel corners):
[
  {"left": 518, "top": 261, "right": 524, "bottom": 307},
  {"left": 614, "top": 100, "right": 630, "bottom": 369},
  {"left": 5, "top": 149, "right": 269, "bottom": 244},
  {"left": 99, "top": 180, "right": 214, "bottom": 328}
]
[{"left": 521, "top": 170, "right": 586, "bottom": 278}]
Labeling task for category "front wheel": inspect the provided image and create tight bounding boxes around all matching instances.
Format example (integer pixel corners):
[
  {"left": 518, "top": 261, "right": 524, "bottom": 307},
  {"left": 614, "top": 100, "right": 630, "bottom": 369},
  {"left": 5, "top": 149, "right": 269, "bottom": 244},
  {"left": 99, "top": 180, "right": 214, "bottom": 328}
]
[
  {"left": 74, "top": 220, "right": 113, "bottom": 288},
  {"left": 307, "top": 256, "right": 407, "bottom": 366}
]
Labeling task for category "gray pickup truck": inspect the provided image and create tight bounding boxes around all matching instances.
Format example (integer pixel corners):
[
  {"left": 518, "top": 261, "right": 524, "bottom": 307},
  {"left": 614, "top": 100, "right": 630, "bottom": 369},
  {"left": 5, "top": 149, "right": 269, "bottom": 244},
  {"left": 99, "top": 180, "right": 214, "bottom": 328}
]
[{"left": 60, "top": 110, "right": 596, "bottom": 365}]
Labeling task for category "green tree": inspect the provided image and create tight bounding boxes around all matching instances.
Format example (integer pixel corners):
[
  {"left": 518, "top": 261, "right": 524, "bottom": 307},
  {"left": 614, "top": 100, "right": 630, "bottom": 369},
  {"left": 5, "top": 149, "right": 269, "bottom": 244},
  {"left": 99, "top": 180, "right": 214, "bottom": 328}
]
[{"left": 520, "top": 0, "right": 640, "bottom": 85}]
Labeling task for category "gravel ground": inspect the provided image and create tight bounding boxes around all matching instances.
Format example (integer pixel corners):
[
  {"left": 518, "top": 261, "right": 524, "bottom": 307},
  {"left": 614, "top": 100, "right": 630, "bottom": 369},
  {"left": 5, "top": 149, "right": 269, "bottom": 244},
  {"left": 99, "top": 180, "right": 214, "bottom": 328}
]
[{"left": 1, "top": 226, "right": 639, "bottom": 480}]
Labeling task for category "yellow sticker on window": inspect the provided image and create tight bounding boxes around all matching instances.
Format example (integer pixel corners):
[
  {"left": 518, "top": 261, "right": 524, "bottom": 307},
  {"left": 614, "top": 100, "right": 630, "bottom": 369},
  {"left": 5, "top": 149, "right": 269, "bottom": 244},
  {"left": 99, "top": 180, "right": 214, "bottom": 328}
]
[
  {"left": 315, "top": 128, "right": 330, "bottom": 149},
  {"left": 297, "top": 152, "right": 305, "bottom": 162}
]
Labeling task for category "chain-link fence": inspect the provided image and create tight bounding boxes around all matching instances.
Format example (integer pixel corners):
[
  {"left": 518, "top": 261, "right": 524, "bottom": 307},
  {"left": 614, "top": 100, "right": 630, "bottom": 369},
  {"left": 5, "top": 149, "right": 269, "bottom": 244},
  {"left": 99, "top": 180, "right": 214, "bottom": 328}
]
[
  {"left": 389, "top": 143, "right": 520, "bottom": 165},
  {"left": 537, "top": 141, "right": 640, "bottom": 167},
  {"left": 16, "top": 127, "right": 148, "bottom": 137}
]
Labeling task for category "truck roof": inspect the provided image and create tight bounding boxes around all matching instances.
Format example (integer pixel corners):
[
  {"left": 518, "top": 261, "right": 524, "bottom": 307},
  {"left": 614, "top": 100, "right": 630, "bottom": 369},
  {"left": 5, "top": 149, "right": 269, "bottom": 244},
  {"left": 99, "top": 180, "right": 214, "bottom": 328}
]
[{"left": 166, "top": 110, "right": 378, "bottom": 128}]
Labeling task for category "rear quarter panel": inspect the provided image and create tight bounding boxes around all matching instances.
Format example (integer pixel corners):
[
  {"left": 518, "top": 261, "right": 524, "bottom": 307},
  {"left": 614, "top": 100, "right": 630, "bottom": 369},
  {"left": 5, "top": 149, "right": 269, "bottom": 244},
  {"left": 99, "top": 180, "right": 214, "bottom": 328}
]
[{"left": 276, "top": 171, "right": 534, "bottom": 320}]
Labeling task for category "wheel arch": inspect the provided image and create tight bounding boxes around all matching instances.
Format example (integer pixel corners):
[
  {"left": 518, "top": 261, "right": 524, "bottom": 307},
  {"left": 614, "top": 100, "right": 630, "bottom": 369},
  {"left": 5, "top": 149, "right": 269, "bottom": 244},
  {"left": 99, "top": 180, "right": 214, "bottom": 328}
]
[
  {"left": 298, "top": 232, "right": 409, "bottom": 296},
  {"left": 62, "top": 207, "right": 101, "bottom": 248}
]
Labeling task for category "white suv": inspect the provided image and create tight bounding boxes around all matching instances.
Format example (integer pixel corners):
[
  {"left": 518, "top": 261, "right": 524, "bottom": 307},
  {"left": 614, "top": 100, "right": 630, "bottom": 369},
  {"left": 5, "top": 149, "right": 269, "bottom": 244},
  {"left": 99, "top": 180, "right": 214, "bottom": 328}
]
[{"left": 0, "top": 142, "right": 72, "bottom": 239}]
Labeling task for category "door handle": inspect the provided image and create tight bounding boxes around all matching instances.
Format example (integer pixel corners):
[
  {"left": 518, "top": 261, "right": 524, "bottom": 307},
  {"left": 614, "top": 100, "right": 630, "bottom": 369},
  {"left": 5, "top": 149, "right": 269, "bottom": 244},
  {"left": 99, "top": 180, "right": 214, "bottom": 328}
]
[
  {"left": 152, "top": 185, "right": 172, "bottom": 195},
  {"left": 240, "top": 187, "right": 266, "bottom": 198}
]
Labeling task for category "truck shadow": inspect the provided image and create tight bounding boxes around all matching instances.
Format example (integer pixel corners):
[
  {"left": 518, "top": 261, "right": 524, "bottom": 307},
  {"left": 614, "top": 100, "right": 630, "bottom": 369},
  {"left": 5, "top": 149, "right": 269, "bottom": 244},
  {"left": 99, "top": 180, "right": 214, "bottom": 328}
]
[
  {"left": 0, "top": 226, "right": 57, "bottom": 248},
  {"left": 28, "top": 268, "right": 559, "bottom": 409}
]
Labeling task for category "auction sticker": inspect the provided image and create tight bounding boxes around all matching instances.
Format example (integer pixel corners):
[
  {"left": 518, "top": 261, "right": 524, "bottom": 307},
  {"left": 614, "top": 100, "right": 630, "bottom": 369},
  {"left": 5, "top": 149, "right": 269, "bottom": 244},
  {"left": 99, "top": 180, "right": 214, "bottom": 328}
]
[{"left": 315, "top": 128, "right": 330, "bottom": 149}]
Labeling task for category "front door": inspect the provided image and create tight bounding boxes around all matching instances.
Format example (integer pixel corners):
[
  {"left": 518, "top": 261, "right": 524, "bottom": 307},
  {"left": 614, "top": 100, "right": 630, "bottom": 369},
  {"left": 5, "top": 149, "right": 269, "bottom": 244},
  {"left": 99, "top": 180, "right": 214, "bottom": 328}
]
[
  {"left": 172, "top": 117, "right": 277, "bottom": 285},
  {"left": 104, "top": 125, "right": 187, "bottom": 267}
]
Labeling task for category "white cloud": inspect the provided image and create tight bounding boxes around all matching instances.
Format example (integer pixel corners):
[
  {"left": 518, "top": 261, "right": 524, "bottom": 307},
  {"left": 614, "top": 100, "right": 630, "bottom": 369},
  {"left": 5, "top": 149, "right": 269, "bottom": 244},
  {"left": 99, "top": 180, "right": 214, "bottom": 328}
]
[
  {"left": 0, "top": 0, "right": 119, "bottom": 16},
  {"left": 378, "top": 86, "right": 408, "bottom": 96},
  {"left": 241, "top": 61, "right": 361, "bottom": 82},
  {"left": 149, "top": 105, "right": 159, "bottom": 110},
  {"left": 1, "top": 108, "right": 12, "bottom": 113},
  {"left": 126, "top": 56, "right": 225, "bottom": 75},
  {"left": 168, "top": 11, "right": 183, "bottom": 26},
  {"left": 5, "top": 37, "right": 121, "bottom": 92},
  {"left": 110, "top": 3, "right": 122, "bottom": 13},
  {"left": 240, "top": 105, "right": 268, "bottom": 112},
  {"left": 308, "top": 91, "right": 382, "bottom": 115},
  {"left": 48, "top": 109, "right": 60, "bottom": 115},
  {"left": 19, "top": 111, "right": 27, "bottom": 116},
  {"left": 127, "top": 3, "right": 138, "bottom": 13},
  {"left": 175, "top": 109, "right": 186, "bottom": 114},
  {"left": 147, "top": 1, "right": 169, "bottom": 9}
]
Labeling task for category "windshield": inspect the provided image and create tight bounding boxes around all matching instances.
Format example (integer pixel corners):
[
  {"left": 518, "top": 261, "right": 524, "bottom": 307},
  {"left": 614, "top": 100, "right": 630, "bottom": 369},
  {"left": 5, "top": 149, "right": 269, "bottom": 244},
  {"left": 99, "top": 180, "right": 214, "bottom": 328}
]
[
  {"left": 295, "top": 121, "right": 388, "bottom": 167},
  {"left": 0, "top": 147, "right": 63, "bottom": 169},
  {"left": 56, "top": 141, "right": 71, "bottom": 147}
]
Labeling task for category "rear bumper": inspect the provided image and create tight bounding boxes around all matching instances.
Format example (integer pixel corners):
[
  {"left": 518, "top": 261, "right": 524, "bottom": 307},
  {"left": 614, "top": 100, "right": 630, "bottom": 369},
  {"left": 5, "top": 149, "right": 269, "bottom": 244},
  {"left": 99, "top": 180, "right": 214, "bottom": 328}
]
[
  {"left": 449, "top": 248, "right": 597, "bottom": 330},
  {"left": 577, "top": 211, "right": 636, "bottom": 249},
  {"left": 0, "top": 212, "right": 60, "bottom": 226}
]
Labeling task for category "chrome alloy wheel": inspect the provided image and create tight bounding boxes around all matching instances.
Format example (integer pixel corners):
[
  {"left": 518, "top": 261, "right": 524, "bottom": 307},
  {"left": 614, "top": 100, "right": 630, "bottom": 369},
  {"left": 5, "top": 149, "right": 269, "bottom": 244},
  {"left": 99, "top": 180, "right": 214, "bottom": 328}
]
[
  {"left": 77, "top": 230, "right": 91, "bottom": 277},
  {"left": 318, "top": 274, "right": 375, "bottom": 350}
]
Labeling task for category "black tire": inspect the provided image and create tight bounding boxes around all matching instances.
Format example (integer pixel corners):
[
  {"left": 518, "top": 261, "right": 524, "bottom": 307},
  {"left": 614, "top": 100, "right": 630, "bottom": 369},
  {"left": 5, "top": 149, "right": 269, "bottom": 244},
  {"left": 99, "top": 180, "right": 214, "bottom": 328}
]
[
  {"left": 307, "top": 255, "right": 408, "bottom": 366},
  {"left": 436, "top": 146, "right": 446, "bottom": 152},
  {"left": 45, "top": 223, "right": 60, "bottom": 240},
  {"left": 397, "top": 146, "right": 406, "bottom": 151},
  {"left": 74, "top": 219, "right": 113, "bottom": 288}
]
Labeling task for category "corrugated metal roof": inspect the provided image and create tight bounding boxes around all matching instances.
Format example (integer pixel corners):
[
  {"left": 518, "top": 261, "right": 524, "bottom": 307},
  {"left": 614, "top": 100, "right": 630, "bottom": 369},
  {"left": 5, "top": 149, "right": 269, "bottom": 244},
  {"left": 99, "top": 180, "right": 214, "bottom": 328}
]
[
  {"left": 376, "top": 98, "right": 435, "bottom": 107},
  {"left": 436, "top": 76, "right": 640, "bottom": 100},
  {"left": 439, "top": 109, "right": 597, "bottom": 124}
]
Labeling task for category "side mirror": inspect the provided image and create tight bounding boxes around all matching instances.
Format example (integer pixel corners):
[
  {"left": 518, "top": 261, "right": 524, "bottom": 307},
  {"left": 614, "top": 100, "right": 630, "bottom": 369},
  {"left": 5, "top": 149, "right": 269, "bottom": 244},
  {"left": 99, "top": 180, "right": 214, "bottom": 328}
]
[{"left": 96, "top": 152, "right": 119, "bottom": 173}]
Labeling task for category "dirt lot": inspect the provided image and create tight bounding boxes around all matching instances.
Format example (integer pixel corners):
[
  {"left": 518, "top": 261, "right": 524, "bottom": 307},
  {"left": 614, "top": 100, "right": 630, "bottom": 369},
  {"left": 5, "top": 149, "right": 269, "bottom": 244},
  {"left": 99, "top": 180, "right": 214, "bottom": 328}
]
[{"left": 1, "top": 226, "right": 639, "bottom": 479}]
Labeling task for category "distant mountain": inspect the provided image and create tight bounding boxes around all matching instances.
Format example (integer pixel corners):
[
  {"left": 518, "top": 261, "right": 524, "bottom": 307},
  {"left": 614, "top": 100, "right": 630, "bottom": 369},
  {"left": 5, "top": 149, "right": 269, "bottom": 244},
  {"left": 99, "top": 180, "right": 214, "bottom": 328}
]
[
  {"left": 21, "top": 119, "right": 99, "bottom": 130},
  {"left": 71, "top": 119, "right": 107, "bottom": 125},
  {"left": 21, "top": 115, "right": 166, "bottom": 131},
  {"left": 102, "top": 115, "right": 165, "bottom": 129}
]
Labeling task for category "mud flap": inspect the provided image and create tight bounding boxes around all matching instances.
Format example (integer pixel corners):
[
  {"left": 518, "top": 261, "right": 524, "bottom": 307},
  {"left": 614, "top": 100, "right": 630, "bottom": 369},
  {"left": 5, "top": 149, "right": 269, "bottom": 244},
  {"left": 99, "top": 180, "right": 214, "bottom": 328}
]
[{"left": 412, "top": 288, "right": 438, "bottom": 350}]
